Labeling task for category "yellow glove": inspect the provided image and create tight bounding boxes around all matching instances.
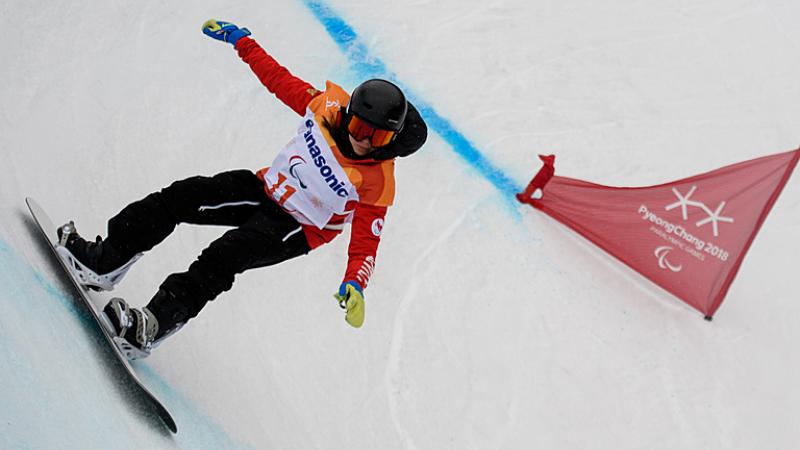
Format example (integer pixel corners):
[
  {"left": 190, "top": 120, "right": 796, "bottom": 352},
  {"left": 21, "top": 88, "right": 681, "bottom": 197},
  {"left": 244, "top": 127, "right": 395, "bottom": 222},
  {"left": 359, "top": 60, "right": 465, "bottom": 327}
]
[{"left": 334, "top": 281, "right": 365, "bottom": 328}]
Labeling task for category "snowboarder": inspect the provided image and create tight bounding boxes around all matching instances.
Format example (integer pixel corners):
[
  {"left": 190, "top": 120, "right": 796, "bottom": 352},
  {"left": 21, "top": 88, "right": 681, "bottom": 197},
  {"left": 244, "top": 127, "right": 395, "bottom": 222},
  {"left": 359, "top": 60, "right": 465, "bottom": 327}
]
[{"left": 56, "top": 19, "right": 428, "bottom": 359}]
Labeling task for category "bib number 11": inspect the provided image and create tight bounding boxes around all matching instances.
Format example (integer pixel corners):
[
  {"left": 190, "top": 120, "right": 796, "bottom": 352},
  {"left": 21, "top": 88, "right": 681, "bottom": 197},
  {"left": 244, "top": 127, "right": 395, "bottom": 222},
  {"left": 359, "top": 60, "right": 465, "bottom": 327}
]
[{"left": 266, "top": 173, "right": 296, "bottom": 206}]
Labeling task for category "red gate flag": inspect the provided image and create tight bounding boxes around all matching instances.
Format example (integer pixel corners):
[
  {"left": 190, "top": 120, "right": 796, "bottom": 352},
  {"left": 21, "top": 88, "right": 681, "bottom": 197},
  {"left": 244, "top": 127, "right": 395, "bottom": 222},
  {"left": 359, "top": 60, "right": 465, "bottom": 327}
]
[{"left": 517, "top": 148, "right": 800, "bottom": 319}]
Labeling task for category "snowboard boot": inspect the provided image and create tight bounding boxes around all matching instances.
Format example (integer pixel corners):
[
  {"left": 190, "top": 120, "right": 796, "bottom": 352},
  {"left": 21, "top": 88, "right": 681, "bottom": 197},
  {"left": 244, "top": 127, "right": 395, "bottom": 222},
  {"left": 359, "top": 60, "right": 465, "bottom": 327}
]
[
  {"left": 100, "top": 290, "right": 188, "bottom": 360},
  {"left": 56, "top": 221, "right": 142, "bottom": 291},
  {"left": 101, "top": 297, "right": 160, "bottom": 360}
]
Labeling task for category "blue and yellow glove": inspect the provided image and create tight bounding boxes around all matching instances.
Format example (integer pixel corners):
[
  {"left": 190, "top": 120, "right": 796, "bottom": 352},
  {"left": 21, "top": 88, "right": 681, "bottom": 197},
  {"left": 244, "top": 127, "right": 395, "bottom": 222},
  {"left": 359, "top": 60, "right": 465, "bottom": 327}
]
[
  {"left": 334, "top": 281, "right": 365, "bottom": 328},
  {"left": 202, "top": 19, "right": 251, "bottom": 47}
]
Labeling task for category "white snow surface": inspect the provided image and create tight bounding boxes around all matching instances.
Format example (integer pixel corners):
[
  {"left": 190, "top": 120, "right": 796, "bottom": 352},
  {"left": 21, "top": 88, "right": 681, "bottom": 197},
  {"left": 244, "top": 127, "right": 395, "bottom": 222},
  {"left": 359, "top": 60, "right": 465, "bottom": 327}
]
[{"left": 2, "top": 1, "right": 800, "bottom": 449}]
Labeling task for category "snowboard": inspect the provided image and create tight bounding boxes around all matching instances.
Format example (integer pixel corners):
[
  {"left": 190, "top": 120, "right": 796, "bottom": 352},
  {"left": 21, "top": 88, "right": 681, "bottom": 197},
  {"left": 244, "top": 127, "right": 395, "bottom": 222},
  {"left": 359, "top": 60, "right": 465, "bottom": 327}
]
[{"left": 25, "top": 197, "right": 178, "bottom": 434}]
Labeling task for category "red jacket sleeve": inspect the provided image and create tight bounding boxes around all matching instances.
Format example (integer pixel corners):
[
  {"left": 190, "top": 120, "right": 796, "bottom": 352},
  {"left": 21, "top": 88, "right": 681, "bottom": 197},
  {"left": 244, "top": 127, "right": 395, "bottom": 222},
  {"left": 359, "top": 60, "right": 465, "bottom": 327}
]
[
  {"left": 235, "top": 37, "right": 321, "bottom": 116},
  {"left": 343, "top": 203, "right": 387, "bottom": 290}
]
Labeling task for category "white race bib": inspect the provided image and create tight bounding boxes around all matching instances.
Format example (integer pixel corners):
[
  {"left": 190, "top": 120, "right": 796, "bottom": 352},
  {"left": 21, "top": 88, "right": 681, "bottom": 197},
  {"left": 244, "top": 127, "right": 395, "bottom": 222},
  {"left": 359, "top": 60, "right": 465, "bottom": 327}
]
[{"left": 263, "top": 114, "right": 359, "bottom": 228}]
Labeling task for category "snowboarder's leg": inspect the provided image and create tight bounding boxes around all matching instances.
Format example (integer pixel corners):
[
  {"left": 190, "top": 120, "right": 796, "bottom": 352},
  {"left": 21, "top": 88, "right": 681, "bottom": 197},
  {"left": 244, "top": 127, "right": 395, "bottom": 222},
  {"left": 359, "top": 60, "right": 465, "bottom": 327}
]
[
  {"left": 106, "top": 200, "right": 311, "bottom": 355},
  {"left": 105, "top": 169, "right": 269, "bottom": 256},
  {"left": 58, "top": 170, "right": 267, "bottom": 290},
  {"left": 156, "top": 199, "right": 311, "bottom": 321}
]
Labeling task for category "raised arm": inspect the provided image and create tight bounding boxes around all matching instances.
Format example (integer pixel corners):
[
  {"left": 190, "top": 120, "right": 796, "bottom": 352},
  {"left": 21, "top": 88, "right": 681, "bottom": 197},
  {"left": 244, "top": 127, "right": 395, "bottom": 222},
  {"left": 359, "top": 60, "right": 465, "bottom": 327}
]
[
  {"left": 202, "top": 19, "right": 321, "bottom": 115},
  {"left": 235, "top": 37, "right": 321, "bottom": 116}
]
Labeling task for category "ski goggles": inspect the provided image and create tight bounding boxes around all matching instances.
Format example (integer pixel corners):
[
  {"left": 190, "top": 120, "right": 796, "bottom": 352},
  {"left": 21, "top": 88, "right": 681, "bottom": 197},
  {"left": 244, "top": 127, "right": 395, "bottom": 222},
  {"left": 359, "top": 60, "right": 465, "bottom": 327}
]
[{"left": 346, "top": 114, "right": 397, "bottom": 148}]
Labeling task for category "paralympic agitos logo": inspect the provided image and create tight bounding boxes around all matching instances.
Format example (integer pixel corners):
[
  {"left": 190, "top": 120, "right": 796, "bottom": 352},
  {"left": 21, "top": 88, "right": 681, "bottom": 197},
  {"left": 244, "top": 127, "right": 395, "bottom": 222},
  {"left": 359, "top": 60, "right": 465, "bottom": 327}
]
[
  {"left": 654, "top": 246, "right": 682, "bottom": 272},
  {"left": 303, "top": 119, "right": 349, "bottom": 198},
  {"left": 288, "top": 156, "right": 308, "bottom": 189}
]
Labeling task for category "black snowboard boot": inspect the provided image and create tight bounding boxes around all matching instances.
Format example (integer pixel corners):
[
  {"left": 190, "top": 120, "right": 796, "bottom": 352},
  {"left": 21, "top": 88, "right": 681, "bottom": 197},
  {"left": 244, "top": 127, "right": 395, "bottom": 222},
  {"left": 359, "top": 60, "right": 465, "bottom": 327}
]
[
  {"left": 56, "top": 221, "right": 142, "bottom": 291},
  {"left": 101, "top": 289, "right": 189, "bottom": 360},
  {"left": 101, "top": 297, "right": 160, "bottom": 360}
]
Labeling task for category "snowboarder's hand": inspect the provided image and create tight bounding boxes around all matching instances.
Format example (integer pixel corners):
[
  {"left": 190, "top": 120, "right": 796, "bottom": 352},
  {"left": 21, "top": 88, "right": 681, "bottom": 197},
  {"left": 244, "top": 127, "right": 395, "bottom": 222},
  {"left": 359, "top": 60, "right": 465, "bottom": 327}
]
[
  {"left": 334, "top": 281, "right": 365, "bottom": 328},
  {"left": 202, "top": 19, "right": 251, "bottom": 47}
]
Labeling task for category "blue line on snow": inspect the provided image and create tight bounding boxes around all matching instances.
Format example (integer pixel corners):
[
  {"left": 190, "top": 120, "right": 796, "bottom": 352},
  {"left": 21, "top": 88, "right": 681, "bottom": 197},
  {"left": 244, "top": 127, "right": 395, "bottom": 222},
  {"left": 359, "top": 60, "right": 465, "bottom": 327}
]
[{"left": 302, "top": 0, "right": 523, "bottom": 197}]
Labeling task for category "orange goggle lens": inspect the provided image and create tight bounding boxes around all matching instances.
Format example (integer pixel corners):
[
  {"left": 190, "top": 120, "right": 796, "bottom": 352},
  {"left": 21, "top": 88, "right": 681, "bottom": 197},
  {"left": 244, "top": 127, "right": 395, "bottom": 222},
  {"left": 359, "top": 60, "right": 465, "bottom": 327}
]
[{"left": 347, "top": 115, "right": 396, "bottom": 148}]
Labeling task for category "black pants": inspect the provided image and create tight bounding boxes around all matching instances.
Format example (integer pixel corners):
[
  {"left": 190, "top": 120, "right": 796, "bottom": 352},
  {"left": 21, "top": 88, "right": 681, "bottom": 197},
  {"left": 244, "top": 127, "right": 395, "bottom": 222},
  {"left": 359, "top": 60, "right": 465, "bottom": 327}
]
[{"left": 103, "top": 170, "right": 311, "bottom": 323}]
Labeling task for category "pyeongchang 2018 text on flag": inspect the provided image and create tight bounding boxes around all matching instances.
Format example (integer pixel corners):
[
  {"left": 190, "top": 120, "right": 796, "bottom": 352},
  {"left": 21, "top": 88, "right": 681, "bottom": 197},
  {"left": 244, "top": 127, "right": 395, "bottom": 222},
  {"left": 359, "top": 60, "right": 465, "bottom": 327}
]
[{"left": 517, "top": 148, "right": 800, "bottom": 319}]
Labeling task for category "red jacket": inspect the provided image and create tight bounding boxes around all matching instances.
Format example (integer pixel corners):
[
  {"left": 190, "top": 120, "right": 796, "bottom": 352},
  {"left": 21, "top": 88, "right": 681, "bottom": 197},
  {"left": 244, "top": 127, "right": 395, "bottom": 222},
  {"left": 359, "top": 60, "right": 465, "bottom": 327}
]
[{"left": 236, "top": 36, "right": 390, "bottom": 290}]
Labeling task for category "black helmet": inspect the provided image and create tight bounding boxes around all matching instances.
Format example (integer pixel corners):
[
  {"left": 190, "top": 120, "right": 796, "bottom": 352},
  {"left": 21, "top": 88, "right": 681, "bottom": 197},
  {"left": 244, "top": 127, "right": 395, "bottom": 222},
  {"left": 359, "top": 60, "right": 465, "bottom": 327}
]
[
  {"left": 346, "top": 79, "right": 407, "bottom": 132},
  {"left": 335, "top": 79, "right": 426, "bottom": 161}
]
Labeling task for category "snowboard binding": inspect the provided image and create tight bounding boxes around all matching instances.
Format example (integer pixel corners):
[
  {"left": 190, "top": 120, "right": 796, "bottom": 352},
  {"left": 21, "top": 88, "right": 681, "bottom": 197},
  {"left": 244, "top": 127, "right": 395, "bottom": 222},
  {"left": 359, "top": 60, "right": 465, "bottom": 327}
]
[
  {"left": 56, "top": 221, "right": 142, "bottom": 291},
  {"left": 100, "top": 298, "right": 160, "bottom": 360}
]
